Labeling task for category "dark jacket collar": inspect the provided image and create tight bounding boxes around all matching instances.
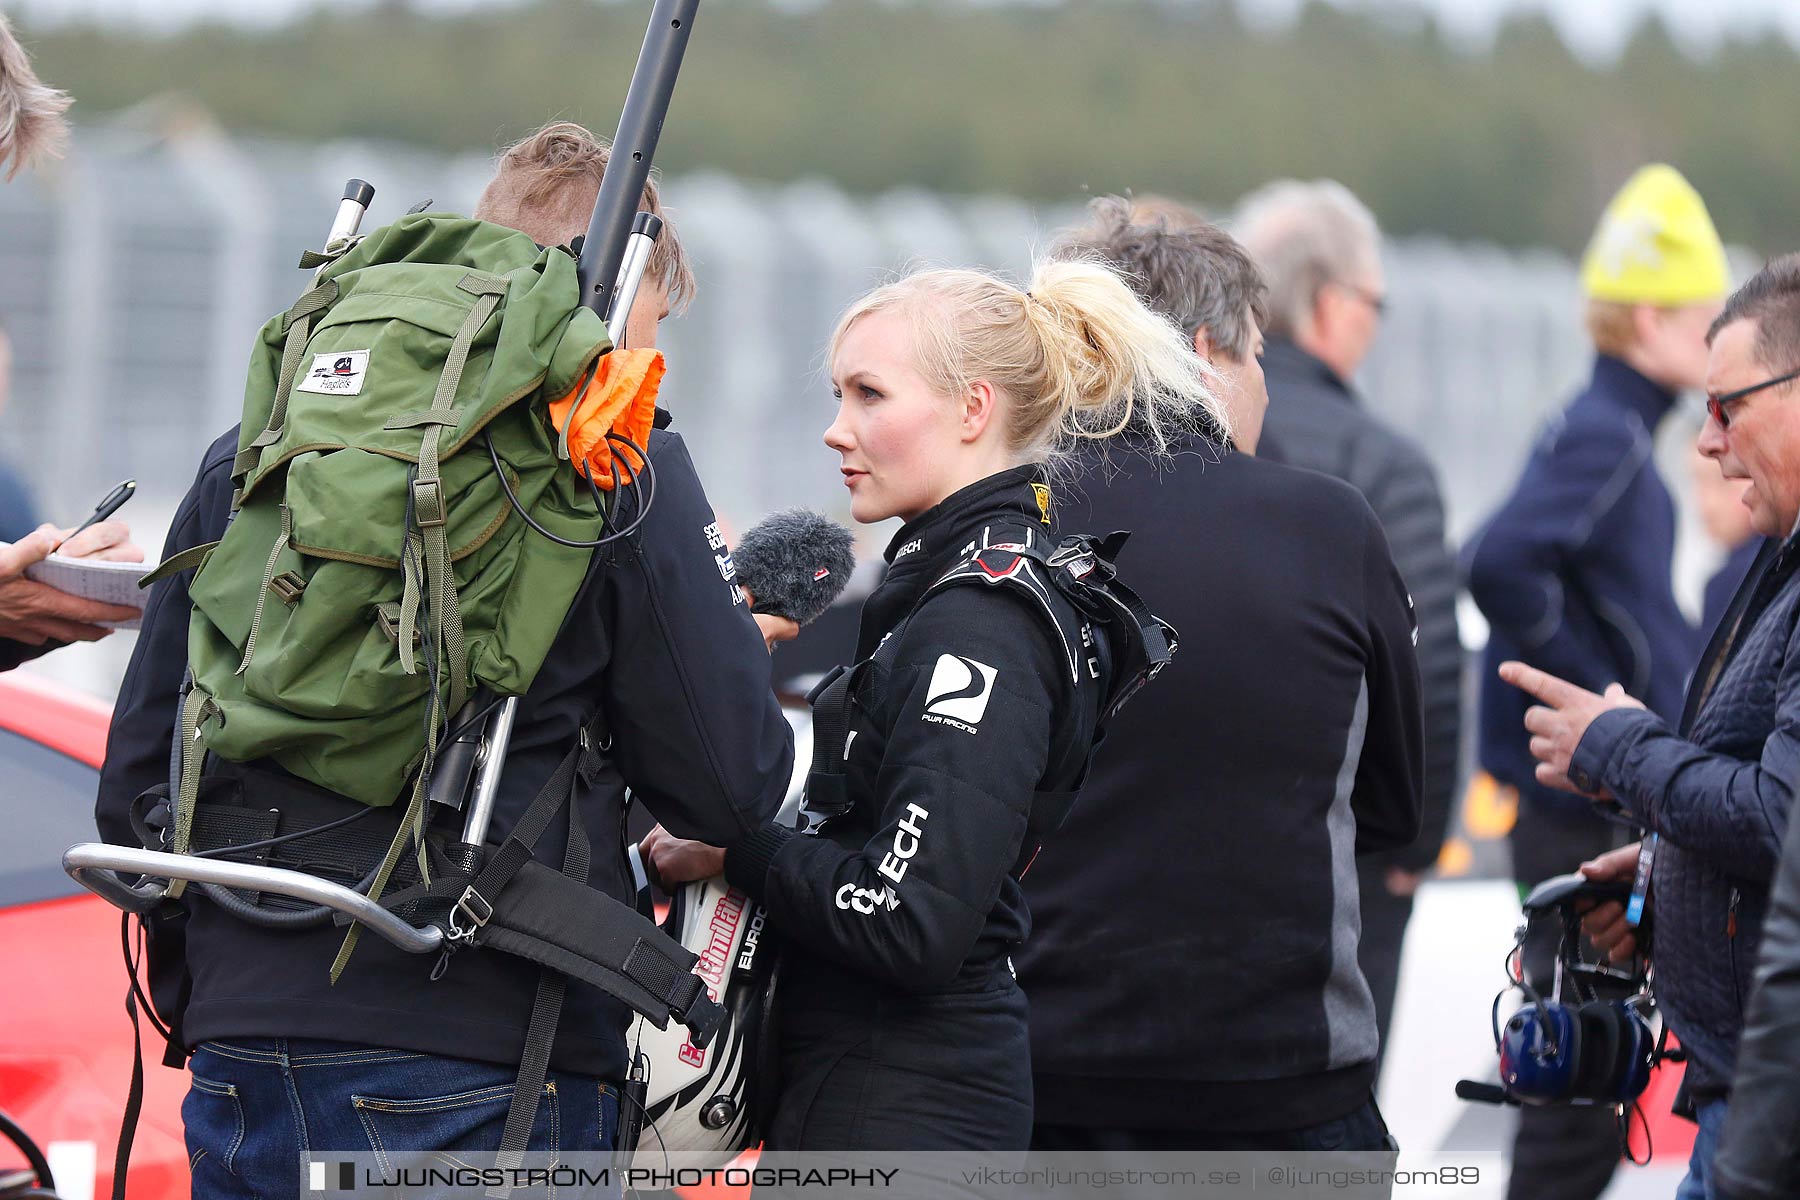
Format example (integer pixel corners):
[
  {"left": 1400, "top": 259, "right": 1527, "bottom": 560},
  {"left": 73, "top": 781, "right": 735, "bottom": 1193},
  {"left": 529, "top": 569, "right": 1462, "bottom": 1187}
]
[
  {"left": 1260, "top": 337, "right": 1354, "bottom": 405},
  {"left": 1681, "top": 520, "right": 1800, "bottom": 735},
  {"left": 1589, "top": 354, "right": 1678, "bottom": 430},
  {"left": 858, "top": 465, "right": 1048, "bottom": 656}
]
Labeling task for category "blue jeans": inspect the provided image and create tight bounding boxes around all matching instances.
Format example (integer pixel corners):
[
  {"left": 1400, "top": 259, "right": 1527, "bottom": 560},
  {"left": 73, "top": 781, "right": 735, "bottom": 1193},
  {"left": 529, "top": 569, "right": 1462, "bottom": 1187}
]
[
  {"left": 182, "top": 1039, "right": 618, "bottom": 1200},
  {"left": 1674, "top": 1099, "right": 1730, "bottom": 1200}
]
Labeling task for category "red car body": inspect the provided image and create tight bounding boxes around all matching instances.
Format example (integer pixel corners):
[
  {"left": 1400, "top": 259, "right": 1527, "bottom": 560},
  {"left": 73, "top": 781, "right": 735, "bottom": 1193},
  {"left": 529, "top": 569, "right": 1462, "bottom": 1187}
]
[{"left": 0, "top": 671, "right": 188, "bottom": 1200}]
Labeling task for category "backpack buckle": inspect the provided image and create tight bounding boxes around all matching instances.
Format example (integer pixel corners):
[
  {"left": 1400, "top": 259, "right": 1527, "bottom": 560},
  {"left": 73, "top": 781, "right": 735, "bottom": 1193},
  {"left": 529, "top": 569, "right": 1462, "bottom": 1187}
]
[
  {"left": 448, "top": 885, "right": 493, "bottom": 942},
  {"left": 269, "top": 572, "right": 308, "bottom": 605},
  {"left": 412, "top": 479, "right": 447, "bottom": 528},
  {"left": 374, "top": 602, "right": 423, "bottom": 650}
]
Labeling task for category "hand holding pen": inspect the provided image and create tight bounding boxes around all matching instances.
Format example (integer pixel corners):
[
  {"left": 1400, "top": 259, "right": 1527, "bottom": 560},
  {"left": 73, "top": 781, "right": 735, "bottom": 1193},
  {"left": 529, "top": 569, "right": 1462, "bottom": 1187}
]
[
  {"left": 66, "top": 478, "right": 136, "bottom": 542},
  {"left": 48, "top": 478, "right": 145, "bottom": 563},
  {"left": 0, "top": 479, "right": 147, "bottom": 646}
]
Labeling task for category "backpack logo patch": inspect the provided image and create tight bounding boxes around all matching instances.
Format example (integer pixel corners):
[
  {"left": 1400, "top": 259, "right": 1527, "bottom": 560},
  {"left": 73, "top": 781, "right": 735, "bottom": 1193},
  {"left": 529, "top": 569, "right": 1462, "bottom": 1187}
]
[
  {"left": 922, "top": 653, "right": 998, "bottom": 733},
  {"left": 297, "top": 350, "right": 370, "bottom": 396}
]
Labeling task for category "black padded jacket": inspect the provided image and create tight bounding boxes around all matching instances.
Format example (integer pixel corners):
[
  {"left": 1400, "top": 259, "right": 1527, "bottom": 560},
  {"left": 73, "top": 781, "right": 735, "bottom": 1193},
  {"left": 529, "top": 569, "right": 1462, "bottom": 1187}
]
[
  {"left": 1714, "top": 805, "right": 1800, "bottom": 1199},
  {"left": 1260, "top": 339, "right": 1460, "bottom": 873}
]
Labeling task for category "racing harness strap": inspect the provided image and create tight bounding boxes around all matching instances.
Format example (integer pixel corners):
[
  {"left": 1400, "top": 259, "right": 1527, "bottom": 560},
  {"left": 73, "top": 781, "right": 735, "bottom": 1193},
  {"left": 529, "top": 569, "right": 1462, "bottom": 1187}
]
[{"left": 804, "top": 526, "right": 1175, "bottom": 834}]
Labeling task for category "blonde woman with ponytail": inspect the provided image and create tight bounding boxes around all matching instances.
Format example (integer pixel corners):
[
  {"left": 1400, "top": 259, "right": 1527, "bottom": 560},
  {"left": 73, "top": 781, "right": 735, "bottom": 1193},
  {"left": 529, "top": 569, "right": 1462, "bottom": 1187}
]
[{"left": 644, "top": 261, "right": 1214, "bottom": 1152}]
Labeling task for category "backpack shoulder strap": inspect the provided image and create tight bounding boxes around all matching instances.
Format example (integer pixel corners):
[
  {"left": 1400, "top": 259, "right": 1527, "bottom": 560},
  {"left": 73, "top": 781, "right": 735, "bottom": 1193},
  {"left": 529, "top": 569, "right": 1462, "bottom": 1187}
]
[
  {"left": 801, "top": 663, "right": 854, "bottom": 824},
  {"left": 923, "top": 524, "right": 1177, "bottom": 723}
]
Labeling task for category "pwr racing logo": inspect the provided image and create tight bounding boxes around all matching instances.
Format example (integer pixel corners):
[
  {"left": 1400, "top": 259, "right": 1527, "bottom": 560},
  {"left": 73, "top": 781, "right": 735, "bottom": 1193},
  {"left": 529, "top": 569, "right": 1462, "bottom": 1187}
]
[{"left": 922, "top": 654, "right": 997, "bottom": 733}]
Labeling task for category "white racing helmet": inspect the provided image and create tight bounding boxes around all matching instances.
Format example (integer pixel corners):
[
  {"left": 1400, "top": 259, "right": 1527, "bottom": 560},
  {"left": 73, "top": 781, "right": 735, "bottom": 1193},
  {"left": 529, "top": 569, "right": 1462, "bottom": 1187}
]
[
  {"left": 622, "top": 744, "right": 810, "bottom": 1161},
  {"left": 623, "top": 867, "right": 782, "bottom": 1159}
]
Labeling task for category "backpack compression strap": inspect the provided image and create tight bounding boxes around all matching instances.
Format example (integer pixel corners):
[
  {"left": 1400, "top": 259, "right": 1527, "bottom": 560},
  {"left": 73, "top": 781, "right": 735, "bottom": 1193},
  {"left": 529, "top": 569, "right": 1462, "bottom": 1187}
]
[
  {"left": 330, "top": 272, "right": 510, "bottom": 979},
  {"left": 232, "top": 276, "right": 342, "bottom": 505}
]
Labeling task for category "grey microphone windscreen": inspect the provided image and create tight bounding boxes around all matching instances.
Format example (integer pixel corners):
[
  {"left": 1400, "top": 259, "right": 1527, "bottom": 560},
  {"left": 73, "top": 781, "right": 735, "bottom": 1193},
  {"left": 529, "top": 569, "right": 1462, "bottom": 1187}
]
[{"left": 733, "top": 509, "right": 856, "bottom": 625}]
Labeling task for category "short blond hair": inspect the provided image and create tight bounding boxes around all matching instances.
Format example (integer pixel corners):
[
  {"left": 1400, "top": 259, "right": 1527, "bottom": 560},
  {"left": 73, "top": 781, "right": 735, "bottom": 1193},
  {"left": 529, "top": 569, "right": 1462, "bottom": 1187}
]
[
  {"left": 0, "top": 13, "right": 72, "bottom": 180},
  {"left": 474, "top": 121, "right": 694, "bottom": 312},
  {"left": 830, "top": 259, "right": 1224, "bottom": 467},
  {"left": 1585, "top": 299, "right": 1638, "bottom": 357}
]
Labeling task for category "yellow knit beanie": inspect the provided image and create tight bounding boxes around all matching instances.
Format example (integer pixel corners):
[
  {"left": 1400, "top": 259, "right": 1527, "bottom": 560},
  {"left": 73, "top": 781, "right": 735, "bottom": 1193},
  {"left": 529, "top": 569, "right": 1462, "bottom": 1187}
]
[{"left": 1580, "top": 164, "right": 1728, "bottom": 306}]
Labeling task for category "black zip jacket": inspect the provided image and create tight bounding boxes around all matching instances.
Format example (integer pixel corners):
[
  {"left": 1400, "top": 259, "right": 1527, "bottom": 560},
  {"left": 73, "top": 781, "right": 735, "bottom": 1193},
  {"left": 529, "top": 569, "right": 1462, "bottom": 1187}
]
[
  {"left": 1260, "top": 339, "right": 1459, "bottom": 873},
  {"left": 94, "top": 422, "right": 793, "bottom": 1081},
  {"left": 724, "top": 467, "right": 1100, "bottom": 1000},
  {"left": 1016, "top": 435, "right": 1423, "bottom": 1132}
]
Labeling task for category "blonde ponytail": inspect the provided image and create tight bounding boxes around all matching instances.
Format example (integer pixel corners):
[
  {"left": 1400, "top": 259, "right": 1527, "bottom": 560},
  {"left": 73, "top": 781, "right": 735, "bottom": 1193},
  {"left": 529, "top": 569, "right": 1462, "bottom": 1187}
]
[
  {"left": 1018, "top": 257, "right": 1224, "bottom": 458},
  {"left": 829, "top": 259, "right": 1224, "bottom": 469}
]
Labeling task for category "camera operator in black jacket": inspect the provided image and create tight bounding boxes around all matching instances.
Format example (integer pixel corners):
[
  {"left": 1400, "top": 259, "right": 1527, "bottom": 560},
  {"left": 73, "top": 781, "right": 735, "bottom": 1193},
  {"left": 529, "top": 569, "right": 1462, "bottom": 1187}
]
[
  {"left": 1017, "top": 198, "right": 1422, "bottom": 1154},
  {"left": 94, "top": 126, "right": 795, "bottom": 1185}
]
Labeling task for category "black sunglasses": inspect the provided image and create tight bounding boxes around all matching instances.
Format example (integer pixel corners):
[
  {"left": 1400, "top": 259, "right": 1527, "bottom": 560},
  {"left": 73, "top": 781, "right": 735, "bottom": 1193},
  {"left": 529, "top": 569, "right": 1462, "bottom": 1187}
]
[{"left": 1707, "top": 367, "right": 1800, "bottom": 430}]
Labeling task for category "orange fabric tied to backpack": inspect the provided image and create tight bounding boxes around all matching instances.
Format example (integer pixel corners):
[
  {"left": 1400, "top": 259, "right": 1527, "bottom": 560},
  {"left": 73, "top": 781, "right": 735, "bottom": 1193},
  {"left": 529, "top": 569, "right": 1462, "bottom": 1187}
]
[{"left": 547, "top": 347, "right": 664, "bottom": 490}]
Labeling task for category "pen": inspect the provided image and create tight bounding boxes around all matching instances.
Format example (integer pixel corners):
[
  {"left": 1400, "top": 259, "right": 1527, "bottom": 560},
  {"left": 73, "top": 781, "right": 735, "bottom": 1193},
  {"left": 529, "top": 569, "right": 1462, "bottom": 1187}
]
[{"left": 68, "top": 479, "right": 136, "bottom": 542}]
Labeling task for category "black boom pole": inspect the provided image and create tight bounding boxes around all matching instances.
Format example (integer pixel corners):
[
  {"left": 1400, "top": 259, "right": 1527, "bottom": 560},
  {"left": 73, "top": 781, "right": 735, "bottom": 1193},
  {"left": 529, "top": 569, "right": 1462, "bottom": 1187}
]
[
  {"left": 447, "top": 0, "right": 703, "bottom": 854},
  {"left": 577, "top": 0, "right": 701, "bottom": 321}
]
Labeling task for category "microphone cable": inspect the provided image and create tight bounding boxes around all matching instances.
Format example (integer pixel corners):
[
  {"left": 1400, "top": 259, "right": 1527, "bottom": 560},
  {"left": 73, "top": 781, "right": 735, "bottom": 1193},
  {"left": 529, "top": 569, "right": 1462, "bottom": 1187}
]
[{"left": 487, "top": 429, "right": 656, "bottom": 549}]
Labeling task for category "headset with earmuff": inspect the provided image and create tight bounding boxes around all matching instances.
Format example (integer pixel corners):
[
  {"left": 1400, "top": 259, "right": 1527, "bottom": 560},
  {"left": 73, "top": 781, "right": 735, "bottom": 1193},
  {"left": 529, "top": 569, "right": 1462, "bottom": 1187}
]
[
  {"left": 1458, "top": 872, "right": 1676, "bottom": 1161},
  {"left": 1496, "top": 988, "right": 1656, "bottom": 1107}
]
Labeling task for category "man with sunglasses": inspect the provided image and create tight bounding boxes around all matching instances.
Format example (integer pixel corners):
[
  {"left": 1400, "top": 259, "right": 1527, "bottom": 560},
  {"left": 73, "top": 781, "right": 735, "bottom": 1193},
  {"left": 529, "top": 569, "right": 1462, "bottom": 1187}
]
[
  {"left": 1463, "top": 163, "right": 1727, "bottom": 1200},
  {"left": 1499, "top": 254, "right": 1800, "bottom": 1200},
  {"left": 1704, "top": 364, "right": 1800, "bottom": 433}
]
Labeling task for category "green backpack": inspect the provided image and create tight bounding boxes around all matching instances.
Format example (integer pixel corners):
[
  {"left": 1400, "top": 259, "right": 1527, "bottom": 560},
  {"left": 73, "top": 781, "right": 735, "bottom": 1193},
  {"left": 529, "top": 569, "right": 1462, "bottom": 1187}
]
[{"left": 162, "top": 213, "right": 613, "bottom": 882}]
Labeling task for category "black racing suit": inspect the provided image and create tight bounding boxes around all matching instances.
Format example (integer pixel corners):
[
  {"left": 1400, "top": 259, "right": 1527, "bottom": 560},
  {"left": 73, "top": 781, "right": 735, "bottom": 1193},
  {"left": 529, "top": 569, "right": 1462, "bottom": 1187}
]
[
  {"left": 724, "top": 466, "right": 1106, "bottom": 1151},
  {"left": 95, "top": 421, "right": 794, "bottom": 1082}
]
